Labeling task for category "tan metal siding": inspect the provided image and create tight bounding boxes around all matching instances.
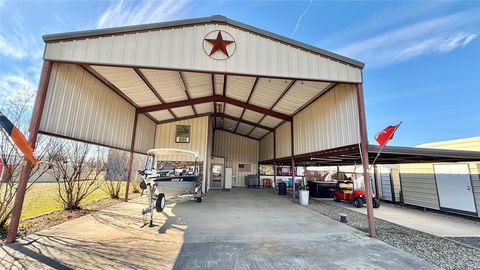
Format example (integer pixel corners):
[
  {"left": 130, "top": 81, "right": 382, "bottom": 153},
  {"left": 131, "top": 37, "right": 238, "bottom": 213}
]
[
  {"left": 154, "top": 116, "right": 209, "bottom": 161},
  {"left": 472, "top": 164, "right": 480, "bottom": 217},
  {"left": 40, "top": 63, "right": 135, "bottom": 150},
  {"left": 44, "top": 24, "right": 362, "bottom": 83},
  {"left": 399, "top": 164, "right": 440, "bottom": 210},
  {"left": 134, "top": 114, "right": 156, "bottom": 154},
  {"left": 213, "top": 130, "right": 259, "bottom": 187},
  {"left": 259, "top": 132, "right": 274, "bottom": 161},
  {"left": 275, "top": 122, "right": 291, "bottom": 158},
  {"left": 293, "top": 84, "right": 360, "bottom": 155}
]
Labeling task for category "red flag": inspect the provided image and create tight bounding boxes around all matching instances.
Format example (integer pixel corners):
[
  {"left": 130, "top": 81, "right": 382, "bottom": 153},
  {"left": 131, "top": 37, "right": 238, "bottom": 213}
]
[
  {"left": 0, "top": 113, "right": 40, "bottom": 165},
  {"left": 375, "top": 124, "right": 400, "bottom": 148}
]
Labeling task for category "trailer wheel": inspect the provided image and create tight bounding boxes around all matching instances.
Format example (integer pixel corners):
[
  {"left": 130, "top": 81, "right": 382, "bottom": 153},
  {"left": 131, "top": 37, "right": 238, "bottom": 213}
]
[
  {"left": 333, "top": 195, "right": 340, "bottom": 202},
  {"left": 372, "top": 198, "right": 380, "bottom": 208},
  {"left": 196, "top": 197, "right": 202, "bottom": 203},
  {"left": 155, "top": 193, "right": 165, "bottom": 212},
  {"left": 354, "top": 198, "right": 363, "bottom": 208}
]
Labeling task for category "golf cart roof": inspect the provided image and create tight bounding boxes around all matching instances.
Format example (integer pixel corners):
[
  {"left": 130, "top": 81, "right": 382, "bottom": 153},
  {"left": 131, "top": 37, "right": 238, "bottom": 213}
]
[{"left": 146, "top": 148, "right": 199, "bottom": 159}]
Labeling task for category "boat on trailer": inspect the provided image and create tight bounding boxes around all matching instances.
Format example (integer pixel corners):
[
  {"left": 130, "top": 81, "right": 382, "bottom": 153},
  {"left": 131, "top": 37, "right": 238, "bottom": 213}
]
[{"left": 138, "top": 148, "right": 203, "bottom": 226}]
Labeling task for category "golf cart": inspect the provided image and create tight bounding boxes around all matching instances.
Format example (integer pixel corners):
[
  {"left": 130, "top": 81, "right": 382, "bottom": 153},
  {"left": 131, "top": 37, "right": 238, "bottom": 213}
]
[
  {"left": 333, "top": 180, "right": 380, "bottom": 208},
  {"left": 138, "top": 148, "right": 203, "bottom": 227}
]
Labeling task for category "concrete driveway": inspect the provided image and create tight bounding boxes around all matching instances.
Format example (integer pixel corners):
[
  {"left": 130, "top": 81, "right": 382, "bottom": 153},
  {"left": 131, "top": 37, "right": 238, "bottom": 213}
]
[
  {"left": 1, "top": 188, "right": 437, "bottom": 270},
  {"left": 320, "top": 199, "right": 480, "bottom": 237}
]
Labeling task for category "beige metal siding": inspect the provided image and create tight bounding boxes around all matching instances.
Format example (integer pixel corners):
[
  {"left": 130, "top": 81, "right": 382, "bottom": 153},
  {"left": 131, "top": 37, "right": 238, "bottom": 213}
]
[
  {"left": 259, "top": 132, "right": 274, "bottom": 161},
  {"left": 293, "top": 84, "right": 360, "bottom": 155},
  {"left": 214, "top": 130, "right": 259, "bottom": 187},
  {"left": 472, "top": 164, "right": 480, "bottom": 217},
  {"left": 154, "top": 116, "right": 209, "bottom": 161},
  {"left": 399, "top": 164, "right": 440, "bottom": 210},
  {"left": 44, "top": 23, "right": 362, "bottom": 83},
  {"left": 40, "top": 63, "right": 135, "bottom": 150},
  {"left": 134, "top": 114, "right": 156, "bottom": 154},
  {"left": 275, "top": 122, "right": 291, "bottom": 158}
]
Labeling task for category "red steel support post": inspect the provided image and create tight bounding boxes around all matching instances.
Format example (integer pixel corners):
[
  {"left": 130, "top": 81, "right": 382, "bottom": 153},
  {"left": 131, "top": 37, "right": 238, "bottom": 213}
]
[
  {"left": 290, "top": 120, "right": 295, "bottom": 201},
  {"left": 6, "top": 61, "right": 53, "bottom": 244},
  {"left": 356, "top": 83, "right": 376, "bottom": 238},
  {"left": 125, "top": 111, "right": 139, "bottom": 202},
  {"left": 273, "top": 130, "right": 277, "bottom": 190}
]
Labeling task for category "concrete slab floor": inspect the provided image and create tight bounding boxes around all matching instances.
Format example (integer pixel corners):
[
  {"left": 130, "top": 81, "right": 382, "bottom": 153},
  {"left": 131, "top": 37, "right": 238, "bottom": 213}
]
[
  {"left": 318, "top": 198, "right": 480, "bottom": 237},
  {"left": 0, "top": 188, "right": 438, "bottom": 270}
]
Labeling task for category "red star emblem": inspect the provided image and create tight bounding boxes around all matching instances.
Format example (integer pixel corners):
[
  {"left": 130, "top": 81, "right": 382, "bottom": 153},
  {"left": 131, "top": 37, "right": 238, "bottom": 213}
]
[{"left": 205, "top": 31, "right": 235, "bottom": 57}]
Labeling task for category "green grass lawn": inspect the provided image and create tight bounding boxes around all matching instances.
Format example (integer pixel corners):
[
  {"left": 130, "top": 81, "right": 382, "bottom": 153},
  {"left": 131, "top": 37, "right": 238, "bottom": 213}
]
[{"left": 21, "top": 182, "right": 130, "bottom": 219}]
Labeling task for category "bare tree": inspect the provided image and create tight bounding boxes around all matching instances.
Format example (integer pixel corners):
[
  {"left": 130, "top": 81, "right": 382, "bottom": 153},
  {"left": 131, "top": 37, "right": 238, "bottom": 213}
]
[
  {"left": 103, "top": 149, "right": 128, "bottom": 199},
  {"left": 0, "top": 84, "right": 58, "bottom": 229},
  {"left": 129, "top": 153, "right": 147, "bottom": 194},
  {"left": 49, "top": 141, "right": 106, "bottom": 210}
]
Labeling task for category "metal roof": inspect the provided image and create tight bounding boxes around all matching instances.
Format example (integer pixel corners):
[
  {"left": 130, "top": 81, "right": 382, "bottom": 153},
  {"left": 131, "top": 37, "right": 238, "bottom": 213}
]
[
  {"left": 42, "top": 15, "right": 364, "bottom": 68},
  {"left": 262, "top": 144, "right": 480, "bottom": 165}
]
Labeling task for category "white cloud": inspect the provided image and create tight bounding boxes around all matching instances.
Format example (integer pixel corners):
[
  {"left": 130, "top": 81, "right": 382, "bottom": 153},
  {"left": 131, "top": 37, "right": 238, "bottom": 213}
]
[
  {"left": 97, "top": 0, "right": 192, "bottom": 28},
  {"left": 335, "top": 9, "right": 479, "bottom": 67},
  {"left": 0, "top": 34, "right": 28, "bottom": 59},
  {"left": 0, "top": 73, "right": 37, "bottom": 108}
]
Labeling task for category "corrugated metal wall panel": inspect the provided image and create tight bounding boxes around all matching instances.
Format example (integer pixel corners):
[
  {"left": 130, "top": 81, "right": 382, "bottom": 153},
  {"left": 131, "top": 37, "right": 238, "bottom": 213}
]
[
  {"left": 400, "top": 172, "right": 440, "bottom": 210},
  {"left": 275, "top": 121, "right": 291, "bottom": 158},
  {"left": 473, "top": 164, "right": 480, "bottom": 217},
  {"left": 44, "top": 23, "right": 362, "bottom": 83},
  {"left": 134, "top": 114, "right": 156, "bottom": 153},
  {"left": 154, "top": 116, "right": 209, "bottom": 161},
  {"left": 293, "top": 84, "right": 360, "bottom": 155},
  {"left": 40, "top": 63, "right": 135, "bottom": 150},
  {"left": 259, "top": 132, "right": 274, "bottom": 161},
  {"left": 213, "top": 130, "right": 259, "bottom": 187}
]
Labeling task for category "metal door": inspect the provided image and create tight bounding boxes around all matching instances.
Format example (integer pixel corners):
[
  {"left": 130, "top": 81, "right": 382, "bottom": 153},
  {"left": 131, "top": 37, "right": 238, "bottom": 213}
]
[
  {"left": 380, "top": 173, "right": 393, "bottom": 201},
  {"left": 210, "top": 164, "right": 224, "bottom": 190},
  {"left": 434, "top": 164, "right": 476, "bottom": 215}
]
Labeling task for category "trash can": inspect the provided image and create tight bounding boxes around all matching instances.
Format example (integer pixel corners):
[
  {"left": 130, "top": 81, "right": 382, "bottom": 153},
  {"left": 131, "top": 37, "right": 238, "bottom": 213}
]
[
  {"left": 299, "top": 190, "right": 309, "bottom": 205},
  {"left": 278, "top": 182, "right": 287, "bottom": 195}
]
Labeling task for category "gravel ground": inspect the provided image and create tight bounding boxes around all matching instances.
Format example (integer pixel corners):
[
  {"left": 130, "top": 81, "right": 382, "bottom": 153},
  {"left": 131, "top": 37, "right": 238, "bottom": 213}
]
[
  {"left": 303, "top": 199, "right": 480, "bottom": 270},
  {"left": 448, "top": 237, "right": 480, "bottom": 250}
]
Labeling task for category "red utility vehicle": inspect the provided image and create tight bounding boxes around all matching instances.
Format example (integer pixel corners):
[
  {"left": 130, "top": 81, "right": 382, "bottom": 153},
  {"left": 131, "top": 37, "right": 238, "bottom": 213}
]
[{"left": 333, "top": 180, "right": 380, "bottom": 208}]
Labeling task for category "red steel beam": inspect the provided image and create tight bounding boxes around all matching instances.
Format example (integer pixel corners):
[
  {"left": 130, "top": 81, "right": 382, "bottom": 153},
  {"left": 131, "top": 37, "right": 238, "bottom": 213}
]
[
  {"left": 212, "top": 113, "right": 273, "bottom": 131},
  {"left": 356, "top": 83, "right": 376, "bottom": 238},
  {"left": 235, "top": 77, "right": 259, "bottom": 133},
  {"left": 134, "top": 68, "right": 177, "bottom": 119},
  {"left": 138, "top": 95, "right": 292, "bottom": 121},
  {"left": 124, "top": 110, "right": 139, "bottom": 202},
  {"left": 290, "top": 120, "right": 296, "bottom": 201},
  {"left": 178, "top": 71, "right": 197, "bottom": 116},
  {"left": 6, "top": 61, "right": 53, "bottom": 244}
]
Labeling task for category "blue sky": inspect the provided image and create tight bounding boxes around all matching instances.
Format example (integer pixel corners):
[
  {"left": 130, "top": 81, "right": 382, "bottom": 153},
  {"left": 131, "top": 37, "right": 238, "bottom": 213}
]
[{"left": 0, "top": 0, "right": 479, "bottom": 146}]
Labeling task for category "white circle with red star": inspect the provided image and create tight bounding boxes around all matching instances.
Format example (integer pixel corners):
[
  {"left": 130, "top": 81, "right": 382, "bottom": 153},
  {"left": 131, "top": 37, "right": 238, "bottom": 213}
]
[{"left": 203, "top": 30, "right": 236, "bottom": 60}]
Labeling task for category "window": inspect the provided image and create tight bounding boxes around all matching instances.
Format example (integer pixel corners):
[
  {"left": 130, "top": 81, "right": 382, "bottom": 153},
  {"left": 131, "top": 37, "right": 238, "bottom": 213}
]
[{"left": 175, "top": 125, "right": 191, "bottom": 143}]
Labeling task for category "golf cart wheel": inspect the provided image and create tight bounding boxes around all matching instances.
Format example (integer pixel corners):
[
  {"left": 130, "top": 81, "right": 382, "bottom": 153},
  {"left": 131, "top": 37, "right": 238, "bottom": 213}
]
[
  {"left": 372, "top": 198, "right": 381, "bottom": 208},
  {"left": 333, "top": 195, "right": 340, "bottom": 202},
  {"left": 155, "top": 193, "right": 166, "bottom": 212},
  {"left": 196, "top": 197, "right": 202, "bottom": 203},
  {"left": 354, "top": 198, "right": 363, "bottom": 208}
]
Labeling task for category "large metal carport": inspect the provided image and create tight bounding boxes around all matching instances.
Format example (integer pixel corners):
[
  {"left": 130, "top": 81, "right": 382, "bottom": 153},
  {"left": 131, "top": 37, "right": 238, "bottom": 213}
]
[{"left": 6, "top": 15, "right": 480, "bottom": 244}]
